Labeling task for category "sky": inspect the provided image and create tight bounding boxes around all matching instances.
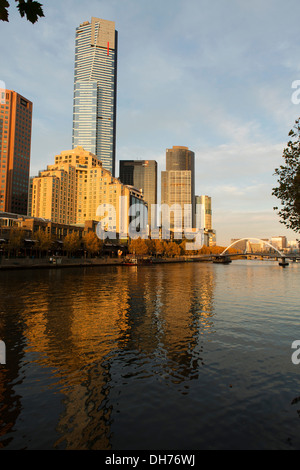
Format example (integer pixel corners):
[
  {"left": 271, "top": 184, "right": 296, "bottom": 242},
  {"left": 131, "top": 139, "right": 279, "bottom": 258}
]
[{"left": 1, "top": 0, "right": 300, "bottom": 245}]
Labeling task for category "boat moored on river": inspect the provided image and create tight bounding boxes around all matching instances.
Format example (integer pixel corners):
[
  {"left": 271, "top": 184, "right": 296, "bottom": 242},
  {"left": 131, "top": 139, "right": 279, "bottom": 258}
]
[
  {"left": 213, "top": 255, "right": 232, "bottom": 264},
  {"left": 122, "top": 258, "right": 138, "bottom": 266}
]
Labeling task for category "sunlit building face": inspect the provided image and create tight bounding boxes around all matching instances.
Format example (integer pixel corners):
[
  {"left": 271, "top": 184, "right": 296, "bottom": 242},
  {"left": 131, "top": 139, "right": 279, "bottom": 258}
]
[
  {"left": 0, "top": 90, "right": 32, "bottom": 215},
  {"left": 72, "top": 17, "right": 118, "bottom": 176}
]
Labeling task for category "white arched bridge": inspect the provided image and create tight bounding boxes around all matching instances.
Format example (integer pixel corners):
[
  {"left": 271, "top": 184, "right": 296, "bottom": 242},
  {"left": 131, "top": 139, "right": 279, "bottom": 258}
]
[{"left": 212, "top": 237, "right": 300, "bottom": 267}]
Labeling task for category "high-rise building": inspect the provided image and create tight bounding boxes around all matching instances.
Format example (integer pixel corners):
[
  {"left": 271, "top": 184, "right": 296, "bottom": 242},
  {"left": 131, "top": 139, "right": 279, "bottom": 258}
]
[
  {"left": 72, "top": 17, "right": 118, "bottom": 176},
  {"left": 30, "top": 147, "right": 146, "bottom": 238},
  {"left": 119, "top": 160, "right": 157, "bottom": 228},
  {"left": 195, "top": 195, "right": 212, "bottom": 230},
  {"left": 161, "top": 146, "right": 195, "bottom": 233},
  {"left": 0, "top": 89, "right": 32, "bottom": 215},
  {"left": 195, "top": 195, "right": 216, "bottom": 246},
  {"left": 270, "top": 236, "right": 287, "bottom": 251},
  {"left": 31, "top": 161, "right": 77, "bottom": 225}
]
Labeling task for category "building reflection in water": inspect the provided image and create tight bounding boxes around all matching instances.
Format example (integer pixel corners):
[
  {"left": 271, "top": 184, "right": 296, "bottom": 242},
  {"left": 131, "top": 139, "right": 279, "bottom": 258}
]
[{"left": 0, "top": 263, "right": 216, "bottom": 449}]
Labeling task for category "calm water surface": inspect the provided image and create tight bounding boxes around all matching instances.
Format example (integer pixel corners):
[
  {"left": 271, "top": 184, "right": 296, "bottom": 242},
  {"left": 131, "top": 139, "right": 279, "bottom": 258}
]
[{"left": 0, "top": 260, "right": 299, "bottom": 450}]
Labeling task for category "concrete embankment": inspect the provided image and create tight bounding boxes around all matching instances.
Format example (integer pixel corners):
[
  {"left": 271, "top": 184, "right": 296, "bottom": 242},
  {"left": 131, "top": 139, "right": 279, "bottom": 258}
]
[
  {"left": 0, "top": 255, "right": 209, "bottom": 270},
  {"left": 0, "top": 257, "right": 123, "bottom": 270}
]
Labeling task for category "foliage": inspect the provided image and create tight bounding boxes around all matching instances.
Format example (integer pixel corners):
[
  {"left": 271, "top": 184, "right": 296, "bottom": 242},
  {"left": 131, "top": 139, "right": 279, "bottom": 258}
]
[
  {"left": 83, "top": 231, "right": 103, "bottom": 256},
  {"left": 127, "top": 237, "right": 240, "bottom": 258},
  {"left": 0, "top": 0, "right": 44, "bottom": 24},
  {"left": 128, "top": 237, "right": 149, "bottom": 256},
  {"left": 8, "top": 227, "right": 24, "bottom": 256},
  {"left": 150, "top": 239, "right": 166, "bottom": 256},
  {"left": 33, "top": 230, "right": 52, "bottom": 255},
  {"left": 63, "top": 232, "right": 81, "bottom": 256},
  {"left": 179, "top": 240, "right": 187, "bottom": 255},
  {"left": 272, "top": 118, "right": 300, "bottom": 233},
  {"left": 164, "top": 241, "right": 180, "bottom": 257}
]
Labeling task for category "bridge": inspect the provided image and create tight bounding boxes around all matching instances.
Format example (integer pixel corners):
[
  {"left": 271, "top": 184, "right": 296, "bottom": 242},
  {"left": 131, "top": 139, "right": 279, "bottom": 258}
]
[{"left": 213, "top": 237, "right": 300, "bottom": 267}]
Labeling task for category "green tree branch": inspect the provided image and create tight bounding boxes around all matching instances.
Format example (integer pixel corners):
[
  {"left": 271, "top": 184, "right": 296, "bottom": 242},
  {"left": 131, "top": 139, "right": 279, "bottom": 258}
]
[
  {"left": 0, "top": 0, "right": 44, "bottom": 23},
  {"left": 272, "top": 118, "right": 300, "bottom": 233}
]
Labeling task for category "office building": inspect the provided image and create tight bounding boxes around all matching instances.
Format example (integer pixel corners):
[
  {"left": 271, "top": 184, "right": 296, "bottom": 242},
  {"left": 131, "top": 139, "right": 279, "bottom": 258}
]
[
  {"left": 119, "top": 160, "right": 157, "bottom": 228},
  {"left": 31, "top": 161, "right": 77, "bottom": 225},
  {"left": 161, "top": 146, "right": 195, "bottom": 233},
  {"left": 195, "top": 195, "right": 212, "bottom": 230},
  {"left": 0, "top": 89, "right": 32, "bottom": 215},
  {"left": 30, "top": 147, "right": 145, "bottom": 238},
  {"left": 270, "top": 236, "right": 287, "bottom": 251},
  {"left": 195, "top": 195, "right": 216, "bottom": 246},
  {"left": 72, "top": 17, "right": 118, "bottom": 176}
]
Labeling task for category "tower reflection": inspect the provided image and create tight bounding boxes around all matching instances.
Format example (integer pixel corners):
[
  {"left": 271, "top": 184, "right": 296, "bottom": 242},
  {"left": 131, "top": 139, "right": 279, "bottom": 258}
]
[{"left": 0, "top": 263, "right": 216, "bottom": 449}]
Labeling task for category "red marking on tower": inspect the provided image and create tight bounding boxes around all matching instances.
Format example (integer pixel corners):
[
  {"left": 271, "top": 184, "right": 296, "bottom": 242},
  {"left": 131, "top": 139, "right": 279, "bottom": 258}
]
[{"left": 107, "top": 42, "right": 109, "bottom": 56}]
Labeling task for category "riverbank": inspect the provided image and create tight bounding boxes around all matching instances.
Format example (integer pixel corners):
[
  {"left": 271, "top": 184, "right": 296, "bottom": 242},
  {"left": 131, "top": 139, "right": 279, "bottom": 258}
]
[{"left": 0, "top": 255, "right": 210, "bottom": 270}]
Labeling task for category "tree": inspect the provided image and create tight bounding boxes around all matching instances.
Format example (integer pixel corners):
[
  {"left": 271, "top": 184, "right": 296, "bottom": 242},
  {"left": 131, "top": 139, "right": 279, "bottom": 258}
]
[
  {"left": 164, "top": 241, "right": 180, "bottom": 258},
  {"left": 83, "top": 232, "right": 102, "bottom": 257},
  {"left": 8, "top": 227, "right": 24, "bottom": 257},
  {"left": 151, "top": 239, "right": 166, "bottom": 257},
  {"left": 33, "top": 230, "right": 52, "bottom": 257},
  {"left": 128, "top": 237, "right": 149, "bottom": 256},
  {"left": 179, "top": 240, "right": 186, "bottom": 255},
  {"left": 0, "top": 0, "right": 44, "bottom": 24},
  {"left": 145, "top": 238, "right": 156, "bottom": 256},
  {"left": 272, "top": 118, "right": 300, "bottom": 233},
  {"left": 63, "top": 232, "right": 81, "bottom": 257},
  {"left": 199, "top": 244, "right": 211, "bottom": 255}
]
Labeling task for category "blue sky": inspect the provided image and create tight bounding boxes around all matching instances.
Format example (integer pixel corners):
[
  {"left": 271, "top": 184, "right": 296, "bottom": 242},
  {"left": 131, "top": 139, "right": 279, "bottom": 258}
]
[{"left": 1, "top": 0, "right": 300, "bottom": 245}]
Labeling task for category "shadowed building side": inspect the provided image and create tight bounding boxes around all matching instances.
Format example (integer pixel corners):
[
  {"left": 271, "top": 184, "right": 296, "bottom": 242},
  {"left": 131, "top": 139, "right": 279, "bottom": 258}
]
[{"left": 119, "top": 160, "right": 157, "bottom": 230}]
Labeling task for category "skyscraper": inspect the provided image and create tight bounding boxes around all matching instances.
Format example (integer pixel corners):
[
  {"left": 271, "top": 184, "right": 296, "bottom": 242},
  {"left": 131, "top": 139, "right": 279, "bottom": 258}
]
[
  {"left": 0, "top": 89, "right": 32, "bottom": 215},
  {"left": 72, "top": 17, "right": 118, "bottom": 176},
  {"left": 195, "top": 195, "right": 212, "bottom": 231},
  {"left": 195, "top": 195, "right": 216, "bottom": 246},
  {"left": 161, "top": 146, "right": 195, "bottom": 232},
  {"left": 119, "top": 160, "right": 157, "bottom": 228}
]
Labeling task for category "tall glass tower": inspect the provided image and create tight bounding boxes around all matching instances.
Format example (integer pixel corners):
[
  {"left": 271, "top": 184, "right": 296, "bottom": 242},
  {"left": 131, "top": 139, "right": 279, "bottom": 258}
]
[
  {"left": 161, "top": 146, "right": 195, "bottom": 230},
  {"left": 72, "top": 17, "right": 118, "bottom": 176}
]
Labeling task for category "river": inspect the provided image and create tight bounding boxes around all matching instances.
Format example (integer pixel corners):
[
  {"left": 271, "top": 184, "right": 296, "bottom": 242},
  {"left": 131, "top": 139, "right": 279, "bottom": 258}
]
[{"left": 0, "top": 259, "right": 299, "bottom": 450}]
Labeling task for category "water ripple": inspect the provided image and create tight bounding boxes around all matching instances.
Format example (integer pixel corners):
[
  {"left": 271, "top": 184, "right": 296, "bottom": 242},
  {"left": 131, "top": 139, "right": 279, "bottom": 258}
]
[{"left": 0, "top": 261, "right": 299, "bottom": 449}]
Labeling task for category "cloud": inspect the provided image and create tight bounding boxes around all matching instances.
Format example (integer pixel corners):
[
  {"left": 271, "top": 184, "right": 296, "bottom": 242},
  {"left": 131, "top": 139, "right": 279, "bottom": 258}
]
[
  {"left": 214, "top": 209, "right": 298, "bottom": 246},
  {"left": 195, "top": 140, "right": 285, "bottom": 186},
  {"left": 1, "top": 0, "right": 300, "bottom": 244}
]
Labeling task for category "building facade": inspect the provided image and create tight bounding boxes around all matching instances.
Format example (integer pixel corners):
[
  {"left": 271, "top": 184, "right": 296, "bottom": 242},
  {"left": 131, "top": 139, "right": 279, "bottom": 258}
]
[
  {"left": 119, "top": 160, "right": 157, "bottom": 228},
  {"left": 270, "top": 236, "right": 287, "bottom": 251},
  {"left": 195, "top": 195, "right": 212, "bottom": 230},
  {"left": 161, "top": 146, "right": 195, "bottom": 232},
  {"left": 31, "top": 162, "right": 77, "bottom": 225},
  {"left": 0, "top": 90, "right": 32, "bottom": 215},
  {"left": 29, "top": 147, "right": 145, "bottom": 239},
  {"left": 194, "top": 195, "right": 216, "bottom": 246},
  {"left": 72, "top": 17, "right": 118, "bottom": 176}
]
